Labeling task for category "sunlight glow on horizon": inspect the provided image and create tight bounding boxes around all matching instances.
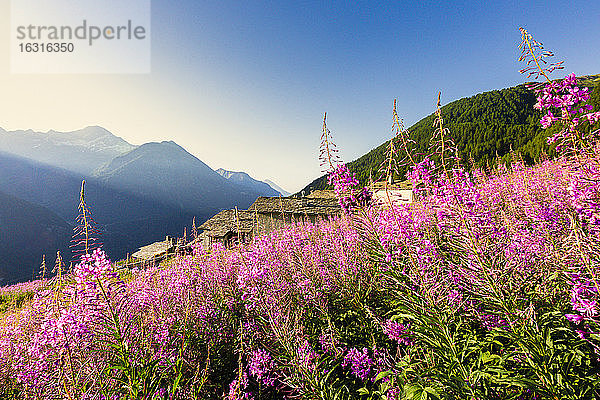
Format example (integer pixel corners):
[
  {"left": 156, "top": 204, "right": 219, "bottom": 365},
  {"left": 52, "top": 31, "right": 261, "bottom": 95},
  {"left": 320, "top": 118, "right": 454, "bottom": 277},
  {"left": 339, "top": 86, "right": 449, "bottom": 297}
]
[{"left": 0, "top": 0, "right": 598, "bottom": 192}]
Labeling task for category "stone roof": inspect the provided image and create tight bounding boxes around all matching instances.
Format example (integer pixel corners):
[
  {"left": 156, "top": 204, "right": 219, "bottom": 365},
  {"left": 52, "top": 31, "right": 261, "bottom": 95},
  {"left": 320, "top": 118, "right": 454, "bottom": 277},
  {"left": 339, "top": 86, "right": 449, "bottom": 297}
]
[
  {"left": 306, "top": 189, "right": 337, "bottom": 199},
  {"left": 199, "top": 209, "right": 256, "bottom": 238},
  {"left": 248, "top": 196, "right": 341, "bottom": 215},
  {"left": 131, "top": 239, "right": 174, "bottom": 261},
  {"left": 199, "top": 195, "right": 342, "bottom": 240}
]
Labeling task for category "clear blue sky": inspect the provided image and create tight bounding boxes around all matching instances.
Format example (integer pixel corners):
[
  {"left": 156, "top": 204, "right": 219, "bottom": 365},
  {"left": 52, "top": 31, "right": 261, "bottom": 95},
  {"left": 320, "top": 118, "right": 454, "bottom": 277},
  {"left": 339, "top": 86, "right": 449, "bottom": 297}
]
[{"left": 1, "top": 0, "right": 598, "bottom": 191}]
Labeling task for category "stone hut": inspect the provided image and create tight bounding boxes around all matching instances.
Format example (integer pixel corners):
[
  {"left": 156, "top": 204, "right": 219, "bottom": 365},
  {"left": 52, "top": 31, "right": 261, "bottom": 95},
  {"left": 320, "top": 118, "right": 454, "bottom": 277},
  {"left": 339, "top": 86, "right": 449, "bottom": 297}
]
[
  {"left": 306, "top": 189, "right": 337, "bottom": 199},
  {"left": 131, "top": 236, "right": 176, "bottom": 262},
  {"left": 198, "top": 209, "right": 256, "bottom": 249},
  {"left": 247, "top": 196, "right": 341, "bottom": 233},
  {"left": 198, "top": 195, "right": 341, "bottom": 250}
]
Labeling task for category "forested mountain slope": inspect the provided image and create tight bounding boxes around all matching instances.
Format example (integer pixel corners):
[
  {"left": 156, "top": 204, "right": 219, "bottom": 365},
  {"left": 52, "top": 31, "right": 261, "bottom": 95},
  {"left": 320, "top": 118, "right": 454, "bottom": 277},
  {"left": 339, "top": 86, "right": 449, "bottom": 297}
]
[{"left": 302, "top": 76, "right": 600, "bottom": 193}]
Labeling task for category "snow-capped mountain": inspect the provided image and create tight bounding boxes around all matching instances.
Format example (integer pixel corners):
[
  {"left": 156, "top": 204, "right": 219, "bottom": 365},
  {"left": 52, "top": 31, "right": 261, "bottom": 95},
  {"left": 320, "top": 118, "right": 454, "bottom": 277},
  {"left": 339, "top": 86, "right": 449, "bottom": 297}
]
[
  {"left": 0, "top": 126, "right": 136, "bottom": 175},
  {"left": 216, "top": 168, "right": 281, "bottom": 197}
]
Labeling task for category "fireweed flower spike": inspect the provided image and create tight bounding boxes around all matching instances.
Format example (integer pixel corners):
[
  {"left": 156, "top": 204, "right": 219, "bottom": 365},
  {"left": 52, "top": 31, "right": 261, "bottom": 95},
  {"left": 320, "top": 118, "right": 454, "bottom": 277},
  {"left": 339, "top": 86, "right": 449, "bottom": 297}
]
[
  {"left": 519, "top": 27, "right": 600, "bottom": 360},
  {"left": 321, "top": 114, "right": 372, "bottom": 212},
  {"left": 328, "top": 164, "right": 372, "bottom": 213},
  {"left": 518, "top": 27, "right": 564, "bottom": 83},
  {"left": 519, "top": 28, "right": 598, "bottom": 153},
  {"left": 532, "top": 73, "right": 598, "bottom": 146},
  {"left": 319, "top": 112, "right": 341, "bottom": 174}
]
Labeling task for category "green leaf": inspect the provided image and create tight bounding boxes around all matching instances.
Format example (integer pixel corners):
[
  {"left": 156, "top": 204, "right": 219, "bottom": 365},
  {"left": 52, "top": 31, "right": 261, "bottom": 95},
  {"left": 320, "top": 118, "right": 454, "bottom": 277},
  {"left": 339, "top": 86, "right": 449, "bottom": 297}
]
[
  {"left": 358, "top": 387, "right": 370, "bottom": 395},
  {"left": 423, "top": 387, "right": 441, "bottom": 399},
  {"left": 375, "top": 370, "right": 392, "bottom": 382}
]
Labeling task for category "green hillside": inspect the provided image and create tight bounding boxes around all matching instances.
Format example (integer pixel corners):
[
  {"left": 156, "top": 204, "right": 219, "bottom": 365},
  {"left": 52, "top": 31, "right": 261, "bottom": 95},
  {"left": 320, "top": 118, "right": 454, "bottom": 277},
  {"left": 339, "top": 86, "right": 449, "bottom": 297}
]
[{"left": 302, "top": 75, "right": 600, "bottom": 194}]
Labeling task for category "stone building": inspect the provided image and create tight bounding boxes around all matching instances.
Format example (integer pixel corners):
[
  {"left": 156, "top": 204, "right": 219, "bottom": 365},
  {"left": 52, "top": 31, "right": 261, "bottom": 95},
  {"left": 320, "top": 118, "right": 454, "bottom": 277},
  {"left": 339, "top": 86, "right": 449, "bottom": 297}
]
[
  {"left": 370, "top": 180, "right": 413, "bottom": 205},
  {"left": 197, "top": 209, "right": 256, "bottom": 250},
  {"left": 198, "top": 195, "right": 341, "bottom": 250},
  {"left": 131, "top": 236, "right": 177, "bottom": 262}
]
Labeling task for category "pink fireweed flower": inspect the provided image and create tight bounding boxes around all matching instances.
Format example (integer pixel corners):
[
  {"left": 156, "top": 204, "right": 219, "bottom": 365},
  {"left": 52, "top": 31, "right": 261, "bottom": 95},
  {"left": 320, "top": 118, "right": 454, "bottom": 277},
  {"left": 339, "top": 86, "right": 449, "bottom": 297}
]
[
  {"left": 565, "top": 265, "right": 599, "bottom": 341},
  {"left": 540, "top": 111, "right": 557, "bottom": 129},
  {"left": 248, "top": 348, "right": 276, "bottom": 387},
  {"left": 563, "top": 72, "right": 578, "bottom": 86},
  {"left": 74, "top": 248, "right": 116, "bottom": 289},
  {"left": 569, "top": 161, "right": 600, "bottom": 229},
  {"left": 565, "top": 313, "right": 585, "bottom": 324},
  {"left": 228, "top": 371, "right": 253, "bottom": 400},
  {"left": 532, "top": 73, "right": 598, "bottom": 147},
  {"left": 342, "top": 347, "right": 373, "bottom": 381},
  {"left": 384, "top": 320, "right": 413, "bottom": 346},
  {"left": 585, "top": 111, "right": 600, "bottom": 124},
  {"left": 328, "top": 164, "right": 372, "bottom": 212},
  {"left": 576, "top": 299, "right": 597, "bottom": 317}
]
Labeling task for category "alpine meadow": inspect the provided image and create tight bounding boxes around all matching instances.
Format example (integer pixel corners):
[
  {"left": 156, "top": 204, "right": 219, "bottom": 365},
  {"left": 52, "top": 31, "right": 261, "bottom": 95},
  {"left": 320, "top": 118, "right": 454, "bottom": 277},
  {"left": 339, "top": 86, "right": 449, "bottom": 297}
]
[{"left": 1, "top": 27, "right": 600, "bottom": 400}]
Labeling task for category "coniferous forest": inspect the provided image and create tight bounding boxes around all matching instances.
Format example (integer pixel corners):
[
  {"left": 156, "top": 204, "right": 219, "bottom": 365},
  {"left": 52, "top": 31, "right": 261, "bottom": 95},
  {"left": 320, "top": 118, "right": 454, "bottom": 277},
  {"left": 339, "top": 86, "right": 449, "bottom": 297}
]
[{"left": 302, "top": 77, "right": 600, "bottom": 194}]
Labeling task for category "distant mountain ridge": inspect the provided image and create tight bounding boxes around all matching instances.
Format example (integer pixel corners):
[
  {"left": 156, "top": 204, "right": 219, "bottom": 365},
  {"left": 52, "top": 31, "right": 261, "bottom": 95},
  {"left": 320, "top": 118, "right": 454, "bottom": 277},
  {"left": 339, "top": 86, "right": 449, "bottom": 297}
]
[
  {"left": 216, "top": 168, "right": 281, "bottom": 197},
  {"left": 0, "top": 151, "right": 196, "bottom": 270},
  {"left": 93, "top": 142, "right": 269, "bottom": 214},
  {"left": 0, "top": 126, "right": 136, "bottom": 175},
  {"left": 264, "top": 179, "right": 291, "bottom": 197},
  {"left": 0, "top": 128, "right": 283, "bottom": 284}
]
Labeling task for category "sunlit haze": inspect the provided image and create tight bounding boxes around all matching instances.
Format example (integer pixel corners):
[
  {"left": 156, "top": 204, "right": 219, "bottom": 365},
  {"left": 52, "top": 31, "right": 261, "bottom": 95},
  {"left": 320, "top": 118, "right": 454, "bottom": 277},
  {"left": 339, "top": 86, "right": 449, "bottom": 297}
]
[{"left": 0, "top": 0, "right": 598, "bottom": 192}]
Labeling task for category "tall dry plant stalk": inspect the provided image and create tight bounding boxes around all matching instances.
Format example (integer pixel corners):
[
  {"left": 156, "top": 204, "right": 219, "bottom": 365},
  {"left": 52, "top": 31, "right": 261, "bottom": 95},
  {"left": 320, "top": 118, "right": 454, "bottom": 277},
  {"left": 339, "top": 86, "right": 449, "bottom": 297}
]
[
  {"left": 376, "top": 99, "right": 415, "bottom": 208},
  {"left": 319, "top": 112, "right": 341, "bottom": 173},
  {"left": 70, "top": 180, "right": 102, "bottom": 261},
  {"left": 518, "top": 27, "right": 564, "bottom": 85},
  {"left": 39, "top": 255, "right": 46, "bottom": 280},
  {"left": 430, "top": 92, "right": 460, "bottom": 175}
]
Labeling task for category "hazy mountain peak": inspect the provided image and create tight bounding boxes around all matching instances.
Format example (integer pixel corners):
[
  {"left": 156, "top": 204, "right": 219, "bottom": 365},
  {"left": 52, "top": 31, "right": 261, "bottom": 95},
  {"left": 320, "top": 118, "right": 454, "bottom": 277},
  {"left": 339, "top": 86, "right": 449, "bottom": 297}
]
[
  {"left": 0, "top": 125, "right": 136, "bottom": 175},
  {"left": 49, "top": 125, "right": 110, "bottom": 136},
  {"left": 93, "top": 139, "right": 224, "bottom": 191},
  {"left": 264, "top": 179, "right": 291, "bottom": 197},
  {"left": 46, "top": 126, "right": 135, "bottom": 152},
  {"left": 216, "top": 168, "right": 281, "bottom": 196},
  {"left": 216, "top": 168, "right": 251, "bottom": 180},
  {"left": 122, "top": 140, "right": 201, "bottom": 164}
]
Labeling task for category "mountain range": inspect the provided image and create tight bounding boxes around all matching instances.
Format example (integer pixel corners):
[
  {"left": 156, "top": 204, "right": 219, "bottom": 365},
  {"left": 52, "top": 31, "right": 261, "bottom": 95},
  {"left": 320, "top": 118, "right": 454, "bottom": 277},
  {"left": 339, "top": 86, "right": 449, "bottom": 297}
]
[
  {"left": 0, "top": 126, "right": 135, "bottom": 175},
  {"left": 0, "top": 127, "right": 287, "bottom": 284},
  {"left": 216, "top": 168, "right": 282, "bottom": 197},
  {"left": 0, "top": 189, "right": 71, "bottom": 283},
  {"left": 263, "top": 179, "right": 292, "bottom": 197}
]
